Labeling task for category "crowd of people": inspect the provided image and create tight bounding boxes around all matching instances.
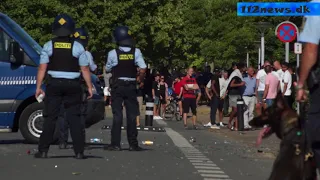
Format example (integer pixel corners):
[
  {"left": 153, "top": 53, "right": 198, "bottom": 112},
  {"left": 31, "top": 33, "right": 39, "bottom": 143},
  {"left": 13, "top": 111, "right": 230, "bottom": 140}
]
[{"left": 98, "top": 60, "right": 298, "bottom": 131}]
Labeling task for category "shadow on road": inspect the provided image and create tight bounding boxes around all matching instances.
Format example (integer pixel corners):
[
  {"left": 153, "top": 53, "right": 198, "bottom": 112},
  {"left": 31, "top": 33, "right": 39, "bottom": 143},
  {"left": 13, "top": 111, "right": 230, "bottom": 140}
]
[
  {"left": 48, "top": 155, "right": 103, "bottom": 159},
  {"left": 0, "top": 139, "right": 26, "bottom": 144}
]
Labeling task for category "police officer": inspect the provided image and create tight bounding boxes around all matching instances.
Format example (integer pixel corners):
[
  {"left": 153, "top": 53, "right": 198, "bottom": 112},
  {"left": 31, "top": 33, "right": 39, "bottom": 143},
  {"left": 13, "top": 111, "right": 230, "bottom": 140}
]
[
  {"left": 296, "top": 3, "right": 320, "bottom": 169},
  {"left": 105, "top": 26, "right": 146, "bottom": 151},
  {"left": 34, "top": 14, "right": 92, "bottom": 159},
  {"left": 58, "top": 27, "right": 96, "bottom": 149}
]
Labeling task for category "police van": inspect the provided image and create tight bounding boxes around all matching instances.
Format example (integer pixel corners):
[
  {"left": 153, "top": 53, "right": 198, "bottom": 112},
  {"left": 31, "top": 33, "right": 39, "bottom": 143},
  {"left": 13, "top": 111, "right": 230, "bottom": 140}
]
[{"left": 0, "top": 13, "right": 105, "bottom": 143}]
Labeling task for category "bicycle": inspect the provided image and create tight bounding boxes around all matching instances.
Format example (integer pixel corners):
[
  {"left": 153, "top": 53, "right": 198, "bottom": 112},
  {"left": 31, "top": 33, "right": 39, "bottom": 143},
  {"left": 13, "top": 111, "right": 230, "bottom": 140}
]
[{"left": 164, "top": 96, "right": 182, "bottom": 121}]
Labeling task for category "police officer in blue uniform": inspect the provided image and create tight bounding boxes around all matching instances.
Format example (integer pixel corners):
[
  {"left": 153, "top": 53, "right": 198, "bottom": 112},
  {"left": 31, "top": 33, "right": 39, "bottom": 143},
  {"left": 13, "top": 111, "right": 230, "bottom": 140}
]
[
  {"left": 34, "top": 14, "right": 93, "bottom": 159},
  {"left": 296, "top": 3, "right": 320, "bottom": 170},
  {"left": 105, "top": 26, "right": 147, "bottom": 151},
  {"left": 58, "top": 27, "right": 96, "bottom": 149}
]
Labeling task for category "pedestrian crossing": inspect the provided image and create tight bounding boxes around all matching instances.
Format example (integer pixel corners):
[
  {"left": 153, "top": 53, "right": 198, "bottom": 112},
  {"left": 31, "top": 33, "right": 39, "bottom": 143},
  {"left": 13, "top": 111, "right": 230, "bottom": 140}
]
[
  {"left": 0, "top": 76, "right": 37, "bottom": 85},
  {"left": 164, "top": 127, "right": 232, "bottom": 180},
  {"left": 181, "top": 147, "right": 232, "bottom": 180}
]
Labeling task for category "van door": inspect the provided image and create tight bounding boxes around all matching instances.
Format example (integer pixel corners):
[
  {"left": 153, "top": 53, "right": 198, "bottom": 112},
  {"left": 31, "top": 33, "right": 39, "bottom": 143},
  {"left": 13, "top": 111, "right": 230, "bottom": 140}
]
[{"left": 0, "top": 28, "right": 25, "bottom": 127}]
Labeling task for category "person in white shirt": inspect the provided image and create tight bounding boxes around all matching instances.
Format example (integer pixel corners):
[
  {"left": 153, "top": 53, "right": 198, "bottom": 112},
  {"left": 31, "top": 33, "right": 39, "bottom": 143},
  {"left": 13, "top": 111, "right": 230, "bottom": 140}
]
[
  {"left": 255, "top": 61, "right": 271, "bottom": 115},
  {"left": 218, "top": 71, "right": 228, "bottom": 126},
  {"left": 273, "top": 60, "right": 284, "bottom": 81},
  {"left": 280, "top": 62, "right": 293, "bottom": 108}
]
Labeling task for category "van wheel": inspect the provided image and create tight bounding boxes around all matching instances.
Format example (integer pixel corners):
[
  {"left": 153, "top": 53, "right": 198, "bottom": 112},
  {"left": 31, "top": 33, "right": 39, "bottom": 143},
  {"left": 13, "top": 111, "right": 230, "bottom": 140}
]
[{"left": 19, "top": 102, "right": 59, "bottom": 144}]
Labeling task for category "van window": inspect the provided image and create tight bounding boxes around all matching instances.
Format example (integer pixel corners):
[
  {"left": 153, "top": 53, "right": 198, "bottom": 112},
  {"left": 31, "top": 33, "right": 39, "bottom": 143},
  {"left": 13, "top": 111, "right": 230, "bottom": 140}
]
[{"left": 0, "top": 28, "right": 14, "bottom": 62}]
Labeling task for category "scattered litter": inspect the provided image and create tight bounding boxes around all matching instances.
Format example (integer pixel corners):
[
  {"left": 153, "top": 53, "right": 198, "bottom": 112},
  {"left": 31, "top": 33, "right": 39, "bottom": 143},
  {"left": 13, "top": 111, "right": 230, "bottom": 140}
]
[
  {"left": 54, "top": 165, "right": 58, "bottom": 168},
  {"left": 72, "top": 172, "right": 82, "bottom": 175},
  {"left": 224, "top": 140, "right": 230, "bottom": 144},
  {"left": 27, "top": 149, "right": 38, "bottom": 155},
  {"left": 257, "top": 149, "right": 263, "bottom": 153},
  {"left": 90, "top": 138, "right": 103, "bottom": 143},
  {"left": 142, "top": 141, "right": 153, "bottom": 145},
  {"left": 189, "top": 137, "right": 196, "bottom": 142}
]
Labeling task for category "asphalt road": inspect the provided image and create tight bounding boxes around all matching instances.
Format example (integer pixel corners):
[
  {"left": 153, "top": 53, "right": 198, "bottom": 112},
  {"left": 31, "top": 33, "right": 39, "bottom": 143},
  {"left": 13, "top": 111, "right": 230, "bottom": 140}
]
[{"left": 0, "top": 115, "right": 274, "bottom": 180}]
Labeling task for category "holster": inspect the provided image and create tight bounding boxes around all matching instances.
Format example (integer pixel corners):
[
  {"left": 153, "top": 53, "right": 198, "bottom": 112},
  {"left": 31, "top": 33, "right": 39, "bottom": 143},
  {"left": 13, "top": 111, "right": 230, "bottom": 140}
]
[
  {"left": 79, "top": 75, "right": 88, "bottom": 102},
  {"left": 43, "top": 73, "right": 52, "bottom": 85},
  {"left": 307, "top": 65, "right": 320, "bottom": 93}
]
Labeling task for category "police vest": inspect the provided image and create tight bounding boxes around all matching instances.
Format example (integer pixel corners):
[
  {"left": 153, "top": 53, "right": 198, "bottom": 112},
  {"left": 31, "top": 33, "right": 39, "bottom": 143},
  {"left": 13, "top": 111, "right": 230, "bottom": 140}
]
[
  {"left": 47, "top": 37, "right": 79, "bottom": 72},
  {"left": 112, "top": 48, "right": 137, "bottom": 80}
]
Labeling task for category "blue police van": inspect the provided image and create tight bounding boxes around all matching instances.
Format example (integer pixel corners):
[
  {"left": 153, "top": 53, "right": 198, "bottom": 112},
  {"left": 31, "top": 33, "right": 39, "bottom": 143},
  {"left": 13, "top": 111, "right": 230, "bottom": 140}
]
[{"left": 0, "top": 13, "right": 105, "bottom": 143}]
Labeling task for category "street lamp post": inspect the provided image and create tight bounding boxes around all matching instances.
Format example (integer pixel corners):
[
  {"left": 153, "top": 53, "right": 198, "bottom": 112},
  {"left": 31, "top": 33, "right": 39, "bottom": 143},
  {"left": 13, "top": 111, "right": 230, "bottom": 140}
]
[
  {"left": 254, "top": 41, "right": 261, "bottom": 69},
  {"left": 255, "top": 22, "right": 272, "bottom": 66}
]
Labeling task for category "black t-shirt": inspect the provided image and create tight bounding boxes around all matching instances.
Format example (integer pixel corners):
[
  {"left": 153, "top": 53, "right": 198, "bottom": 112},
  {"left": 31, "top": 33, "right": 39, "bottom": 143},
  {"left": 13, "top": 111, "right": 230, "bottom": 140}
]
[
  {"left": 152, "top": 81, "right": 160, "bottom": 97},
  {"left": 228, "top": 76, "right": 243, "bottom": 95},
  {"left": 144, "top": 76, "right": 153, "bottom": 97},
  {"left": 211, "top": 75, "right": 220, "bottom": 97},
  {"left": 159, "top": 83, "right": 166, "bottom": 97}
]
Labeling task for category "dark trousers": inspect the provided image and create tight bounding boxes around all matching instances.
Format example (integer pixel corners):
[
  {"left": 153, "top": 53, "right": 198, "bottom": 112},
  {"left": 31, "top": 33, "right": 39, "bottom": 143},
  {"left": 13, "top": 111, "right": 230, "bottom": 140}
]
[
  {"left": 111, "top": 80, "right": 139, "bottom": 147},
  {"left": 58, "top": 105, "right": 68, "bottom": 143},
  {"left": 284, "top": 95, "right": 293, "bottom": 109},
  {"left": 59, "top": 87, "right": 88, "bottom": 143},
  {"left": 307, "top": 87, "right": 320, "bottom": 168},
  {"left": 223, "top": 96, "right": 229, "bottom": 115},
  {"left": 39, "top": 78, "right": 85, "bottom": 154},
  {"left": 210, "top": 96, "right": 219, "bottom": 125}
]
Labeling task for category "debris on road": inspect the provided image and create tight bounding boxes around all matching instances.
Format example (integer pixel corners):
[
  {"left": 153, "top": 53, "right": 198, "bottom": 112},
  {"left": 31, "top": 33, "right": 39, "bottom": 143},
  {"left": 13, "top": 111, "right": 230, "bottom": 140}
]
[
  {"left": 72, "top": 172, "right": 82, "bottom": 175},
  {"left": 90, "top": 138, "right": 103, "bottom": 143},
  {"left": 189, "top": 137, "right": 196, "bottom": 142},
  {"left": 142, "top": 141, "right": 153, "bottom": 145}
]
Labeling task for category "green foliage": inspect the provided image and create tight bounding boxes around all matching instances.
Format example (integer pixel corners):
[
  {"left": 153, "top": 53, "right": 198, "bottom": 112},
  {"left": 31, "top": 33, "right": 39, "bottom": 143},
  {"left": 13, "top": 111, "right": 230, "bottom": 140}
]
[{"left": 0, "top": 0, "right": 303, "bottom": 70}]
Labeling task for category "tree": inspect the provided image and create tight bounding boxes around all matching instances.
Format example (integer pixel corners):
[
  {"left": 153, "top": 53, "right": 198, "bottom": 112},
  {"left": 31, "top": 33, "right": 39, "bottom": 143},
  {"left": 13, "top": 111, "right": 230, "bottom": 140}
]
[{"left": 0, "top": 0, "right": 304, "bottom": 70}]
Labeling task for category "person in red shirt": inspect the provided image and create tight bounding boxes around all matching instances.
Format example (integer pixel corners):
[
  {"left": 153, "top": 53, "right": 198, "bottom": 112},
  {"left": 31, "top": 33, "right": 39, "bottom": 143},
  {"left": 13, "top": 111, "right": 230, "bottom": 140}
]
[
  {"left": 180, "top": 68, "right": 199, "bottom": 129},
  {"left": 173, "top": 74, "right": 183, "bottom": 116}
]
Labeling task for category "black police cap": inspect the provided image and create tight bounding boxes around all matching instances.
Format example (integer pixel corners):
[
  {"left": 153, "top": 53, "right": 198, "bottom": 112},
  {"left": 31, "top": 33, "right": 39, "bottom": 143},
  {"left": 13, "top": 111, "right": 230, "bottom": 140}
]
[
  {"left": 52, "top": 14, "right": 75, "bottom": 37},
  {"left": 73, "top": 27, "right": 89, "bottom": 47}
]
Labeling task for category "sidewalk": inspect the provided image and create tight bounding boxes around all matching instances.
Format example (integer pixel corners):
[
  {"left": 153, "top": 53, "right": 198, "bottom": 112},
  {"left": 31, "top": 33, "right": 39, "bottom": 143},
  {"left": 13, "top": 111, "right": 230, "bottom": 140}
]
[{"left": 196, "top": 105, "right": 280, "bottom": 159}]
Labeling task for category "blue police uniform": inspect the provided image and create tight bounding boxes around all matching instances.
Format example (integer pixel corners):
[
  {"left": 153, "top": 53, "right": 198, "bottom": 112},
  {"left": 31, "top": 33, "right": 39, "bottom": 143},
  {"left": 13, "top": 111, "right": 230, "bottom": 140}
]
[
  {"left": 40, "top": 40, "right": 89, "bottom": 68},
  {"left": 35, "top": 14, "right": 88, "bottom": 159},
  {"left": 104, "top": 26, "right": 146, "bottom": 151},
  {"left": 85, "top": 51, "right": 97, "bottom": 72},
  {"left": 105, "top": 46, "right": 146, "bottom": 151},
  {"left": 57, "top": 27, "right": 95, "bottom": 148},
  {"left": 106, "top": 47, "right": 146, "bottom": 73},
  {"left": 299, "top": 6, "right": 320, "bottom": 168}
]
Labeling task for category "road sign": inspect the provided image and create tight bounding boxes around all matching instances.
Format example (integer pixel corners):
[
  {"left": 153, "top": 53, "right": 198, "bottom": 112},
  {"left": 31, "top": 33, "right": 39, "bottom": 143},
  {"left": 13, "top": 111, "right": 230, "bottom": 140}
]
[
  {"left": 294, "top": 42, "right": 302, "bottom": 54},
  {"left": 275, "top": 21, "right": 298, "bottom": 43}
]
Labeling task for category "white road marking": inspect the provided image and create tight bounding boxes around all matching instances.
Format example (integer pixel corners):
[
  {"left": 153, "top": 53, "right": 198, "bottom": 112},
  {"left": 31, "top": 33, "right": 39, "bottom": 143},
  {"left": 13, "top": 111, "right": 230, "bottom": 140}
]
[
  {"left": 201, "top": 174, "right": 230, "bottom": 178},
  {"left": 163, "top": 126, "right": 232, "bottom": 180},
  {"left": 195, "top": 166, "right": 220, "bottom": 170}
]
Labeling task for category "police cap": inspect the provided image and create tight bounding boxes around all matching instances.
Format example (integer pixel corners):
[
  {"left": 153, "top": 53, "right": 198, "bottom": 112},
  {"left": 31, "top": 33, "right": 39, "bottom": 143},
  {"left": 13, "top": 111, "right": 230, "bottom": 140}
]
[
  {"left": 73, "top": 27, "right": 89, "bottom": 47},
  {"left": 52, "top": 14, "right": 75, "bottom": 37},
  {"left": 113, "top": 26, "right": 134, "bottom": 47}
]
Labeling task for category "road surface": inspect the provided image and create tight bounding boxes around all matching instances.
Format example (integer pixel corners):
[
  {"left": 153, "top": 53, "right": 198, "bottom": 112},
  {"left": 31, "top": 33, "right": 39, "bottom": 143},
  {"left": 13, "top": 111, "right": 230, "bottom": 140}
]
[{"left": 0, "top": 114, "right": 274, "bottom": 180}]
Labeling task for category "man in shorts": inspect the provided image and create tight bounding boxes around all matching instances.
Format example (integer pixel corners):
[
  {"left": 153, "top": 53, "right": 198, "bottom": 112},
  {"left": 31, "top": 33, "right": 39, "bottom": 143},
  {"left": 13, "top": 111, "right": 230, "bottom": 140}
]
[
  {"left": 181, "top": 68, "right": 199, "bottom": 129},
  {"left": 255, "top": 61, "right": 271, "bottom": 115},
  {"left": 152, "top": 73, "right": 162, "bottom": 119},
  {"left": 227, "top": 63, "right": 246, "bottom": 131}
]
